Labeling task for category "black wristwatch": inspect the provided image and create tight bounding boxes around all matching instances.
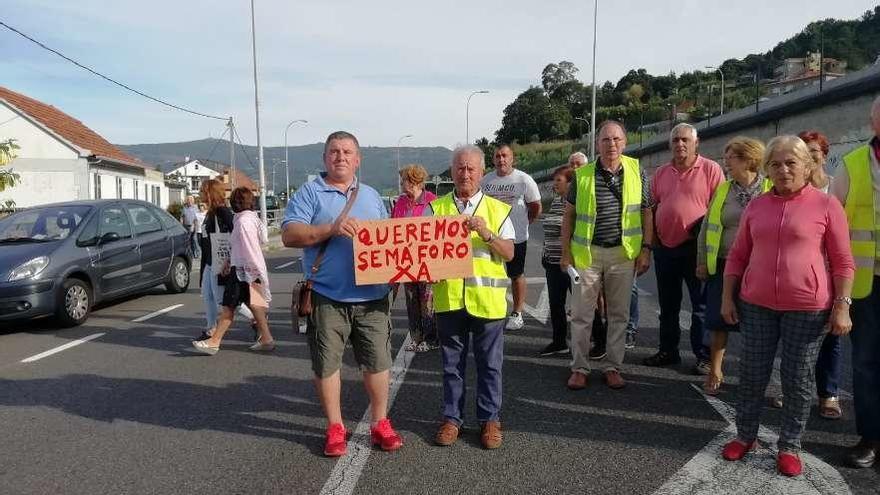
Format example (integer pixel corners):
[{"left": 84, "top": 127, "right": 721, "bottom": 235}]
[{"left": 641, "top": 243, "right": 653, "bottom": 251}]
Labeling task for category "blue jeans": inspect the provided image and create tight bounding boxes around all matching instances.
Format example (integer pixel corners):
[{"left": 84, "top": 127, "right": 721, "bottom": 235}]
[
  {"left": 437, "top": 309, "right": 505, "bottom": 425},
  {"left": 815, "top": 334, "right": 842, "bottom": 398},
  {"left": 851, "top": 278, "right": 880, "bottom": 441},
  {"left": 653, "top": 240, "right": 709, "bottom": 360}
]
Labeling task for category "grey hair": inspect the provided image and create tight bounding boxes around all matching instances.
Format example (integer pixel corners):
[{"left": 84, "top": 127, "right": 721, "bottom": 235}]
[
  {"left": 324, "top": 131, "right": 360, "bottom": 154},
  {"left": 451, "top": 145, "right": 485, "bottom": 169},
  {"left": 569, "top": 152, "right": 588, "bottom": 164},
  {"left": 670, "top": 123, "right": 698, "bottom": 140}
]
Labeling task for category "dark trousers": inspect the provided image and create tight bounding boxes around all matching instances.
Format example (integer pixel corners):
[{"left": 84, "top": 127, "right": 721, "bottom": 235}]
[
  {"left": 437, "top": 310, "right": 505, "bottom": 425},
  {"left": 543, "top": 260, "right": 570, "bottom": 347},
  {"left": 653, "top": 240, "right": 708, "bottom": 360},
  {"left": 851, "top": 277, "right": 880, "bottom": 441},
  {"left": 815, "top": 334, "right": 842, "bottom": 398}
]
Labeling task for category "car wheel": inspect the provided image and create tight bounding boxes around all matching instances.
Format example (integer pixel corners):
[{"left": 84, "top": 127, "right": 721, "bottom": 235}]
[
  {"left": 56, "top": 278, "right": 91, "bottom": 327},
  {"left": 165, "top": 256, "right": 190, "bottom": 293}
]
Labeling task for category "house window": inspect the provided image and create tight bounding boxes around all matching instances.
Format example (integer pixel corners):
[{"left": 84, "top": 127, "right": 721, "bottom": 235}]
[
  {"left": 93, "top": 174, "right": 102, "bottom": 199},
  {"left": 116, "top": 177, "right": 123, "bottom": 199}
]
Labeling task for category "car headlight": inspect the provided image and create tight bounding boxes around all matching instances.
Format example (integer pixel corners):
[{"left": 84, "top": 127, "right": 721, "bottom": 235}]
[{"left": 8, "top": 256, "right": 50, "bottom": 282}]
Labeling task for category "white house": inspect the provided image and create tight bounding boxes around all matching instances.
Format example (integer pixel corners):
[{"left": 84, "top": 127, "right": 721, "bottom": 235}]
[
  {"left": 166, "top": 158, "right": 223, "bottom": 196},
  {"left": 0, "top": 86, "right": 169, "bottom": 208}
]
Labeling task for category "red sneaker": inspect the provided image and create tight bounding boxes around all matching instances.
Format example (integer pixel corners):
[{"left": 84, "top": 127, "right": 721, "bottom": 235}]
[
  {"left": 370, "top": 418, "right": 403, "bottom": 452},
  {"left": 324, "top": 423, "right": 347, "bottom": 457},
  {"left": 721, "top": 439, "right": 756, "bottom": 461},
  {"left": 777, "top": 451, "right": 802, "bottom": 477}
]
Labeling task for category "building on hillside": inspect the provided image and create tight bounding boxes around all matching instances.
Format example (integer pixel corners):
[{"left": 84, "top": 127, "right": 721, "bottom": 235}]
[
  {"left": 769, "top": 52, "right": 847, "bottom": 96},
  {"left": 165, "top": 157, "right": 223, "bottom": 196},
  {"left": 0, "top": 86, "right": 169, "bottom": 208}
]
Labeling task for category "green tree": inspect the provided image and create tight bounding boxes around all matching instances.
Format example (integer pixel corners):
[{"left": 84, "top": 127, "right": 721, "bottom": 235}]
[
  {"left": 0, "top": 139, "right": 21, "bottom": 193},
  {"left": 496, "top": 87, "right": 571, "bottom": 144},
  {"left": 541, "top": 61, "right": 579, "bottom": 94}
]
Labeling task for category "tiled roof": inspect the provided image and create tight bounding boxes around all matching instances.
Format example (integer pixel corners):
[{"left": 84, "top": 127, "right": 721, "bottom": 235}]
[
  {"left": 222, "top": 167, "right": 259, "bottom": 191},
  {"left": 0, "top": 86, "right": 151, "bottom": 169}
]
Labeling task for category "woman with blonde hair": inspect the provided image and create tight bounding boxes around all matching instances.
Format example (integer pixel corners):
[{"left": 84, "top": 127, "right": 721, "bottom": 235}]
[
  {"left": 391, "top": 164, "right": 438, "bottom": 352},
  {"left": 696, "top": 136, "right": 768, "bottom": 395},
  {"left": 719, "top": 135, "right": 854, "bottom": 477}
]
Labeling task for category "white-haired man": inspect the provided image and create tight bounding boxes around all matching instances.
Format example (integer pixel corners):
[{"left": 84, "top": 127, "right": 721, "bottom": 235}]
[
  {"left": 644, "top": 123, "right": 723, "bottom": 373},
  {"left": 426, "top": 145, "right": 515, "bottom": 450},
  {"left": 569, "top": 151, "right": 588, "bottom": 168},
  {"left": 830, "top": 95, "right": 880, "bottom": 468}
]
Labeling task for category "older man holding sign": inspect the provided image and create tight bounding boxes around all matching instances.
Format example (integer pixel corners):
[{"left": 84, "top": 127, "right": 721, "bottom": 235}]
[{"left": 417, "top": 145, "right": 515, "bottom": 450}]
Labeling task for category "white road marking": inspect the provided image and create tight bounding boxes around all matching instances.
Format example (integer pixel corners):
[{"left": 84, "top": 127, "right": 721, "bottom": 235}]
[
  {"left": 319, "top": 334, "right": 415, "bottom": 495},
  {"left": 132, "top": 304, "right": 184, "bottom": 323},
  {"left": 653, "top": 384, "right": 851, "bottom": 495},
  {"left": 655, "top": 309, "right": 693, "bottom": 330},
  {"left": 507, "top": 284, "right": 549, "bottom": 324},
  {"left": 21, "top": 333, "right": 105, "bottom": 363},
  {"left": 275, "top": 259, "right": 298, "bottom": 270}
]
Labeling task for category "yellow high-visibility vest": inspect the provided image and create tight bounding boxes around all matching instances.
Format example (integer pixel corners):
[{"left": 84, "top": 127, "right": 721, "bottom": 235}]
[
  {"left": 431, "top": 192, "right": 512, "bottom": 319},
  {"left": 571, "top": 156, "right": 642, "bottom": 269},
  {"left": 704, "top": 178, "right": 771, "bottom": 275},
  {"left": 842, "top": 144, "right": 877, "bottom": 299}
]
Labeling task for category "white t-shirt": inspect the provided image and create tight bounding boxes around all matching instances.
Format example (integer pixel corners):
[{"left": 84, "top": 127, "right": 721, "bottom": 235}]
[{"left": 481, "top": 169, "right": 541, "bottom": 243}]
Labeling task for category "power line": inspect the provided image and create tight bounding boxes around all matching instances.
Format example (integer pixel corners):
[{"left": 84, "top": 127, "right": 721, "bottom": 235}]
[
  {"left": 231, "top": 126, "right": 257, "bottom": 170},
  {"left": 0, "top": 20, "right": 227, "bottom": 121},
  {"left": 203, "top": 127, "right": 230, "bottom": 164}
]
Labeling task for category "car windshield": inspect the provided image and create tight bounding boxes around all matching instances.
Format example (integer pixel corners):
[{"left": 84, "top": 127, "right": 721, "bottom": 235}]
[{"left": 0, "top": 205, "right": 92, "bottom": 243}]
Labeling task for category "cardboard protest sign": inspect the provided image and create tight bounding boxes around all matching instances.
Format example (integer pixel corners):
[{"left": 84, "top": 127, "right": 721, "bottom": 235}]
[{"left": 353, "top": 215, "right": 473, "bottom": 285}]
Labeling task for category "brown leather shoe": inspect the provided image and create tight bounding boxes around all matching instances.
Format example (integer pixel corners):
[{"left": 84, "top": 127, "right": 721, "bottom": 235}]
[
  {"left": 604, "top": 369, "right": 625, "bottom": 389},
  {"left": 567, "top": 371, "right": 588, "bottom": 390},
  {"left": 435, "top": 420, "right": 460, "bottom": 446},
  {"left": 481, "top": 420, "right": 502, "bottom": 449}
]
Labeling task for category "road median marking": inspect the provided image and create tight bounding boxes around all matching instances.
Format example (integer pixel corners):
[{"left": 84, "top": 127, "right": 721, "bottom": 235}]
[
  {"left": 275, "top": 259, "right": 299, "bottom": 270},
  {"left": 320, "top": 334, "right": 415, "bottom": 495},
  {"left": 132, "top": 304, "right": 184, "bottom": 323},
  {"left": 652, "top": 384, "right": 851, "bottom": 495},
  {"left": 21, "top": 333, "right": 105, "bottom": 363}
]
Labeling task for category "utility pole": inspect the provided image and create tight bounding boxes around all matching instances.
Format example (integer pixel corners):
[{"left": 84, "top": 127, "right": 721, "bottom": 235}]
[
  {"left": 249, "top": 0, "right": 267, "bottom": 225},
  {"left": 819, "top": 25, "right": 825, "bottom": 92},
  {"left": 755, "top": 66, "right": 761, "bottom": 113},
  {"left": 228, "top": 117, "right": 236, "bottom": 188}
]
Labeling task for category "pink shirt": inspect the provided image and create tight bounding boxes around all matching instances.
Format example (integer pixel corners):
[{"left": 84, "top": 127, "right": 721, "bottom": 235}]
[
  {"left": 724, "top": 185, "right": 854, "bottom": 311},
  {"left": 651, "top": 156, "right": 724, "bottom": 248},
  {"left": 391, "top": 190, "right": 436, "bottom": 219}
]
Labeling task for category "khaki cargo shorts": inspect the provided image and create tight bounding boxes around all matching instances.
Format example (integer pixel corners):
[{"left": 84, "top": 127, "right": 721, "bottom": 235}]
[{"left": 307, "top": 291, "right": 392, "bottom": 378}]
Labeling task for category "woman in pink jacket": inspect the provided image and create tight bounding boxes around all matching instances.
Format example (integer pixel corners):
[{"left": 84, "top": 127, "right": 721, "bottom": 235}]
[
  {"left": 719, "top": 136, "right": 854, "bottom": 477},
  {"left": 391, "top": 164, "right": 438, "bottom": 352}
]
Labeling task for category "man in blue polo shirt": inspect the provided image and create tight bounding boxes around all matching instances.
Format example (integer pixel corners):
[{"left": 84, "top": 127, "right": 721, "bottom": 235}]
[{"left": 282, "top": 131, "right": 402, "bottom": 457}]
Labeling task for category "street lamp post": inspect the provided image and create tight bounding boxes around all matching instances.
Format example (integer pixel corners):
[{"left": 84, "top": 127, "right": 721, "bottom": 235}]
[
  {"left": 589, "top": 0, "right": 598, "bottom": 161},
  {"left": 705, "top": 66, "right": 725, "bottom": 115},
  {"left": 283, "top": 119, "right": 308, "bottom": 198},
  {"left": 397, "top": 134, "right": 413, "bottom": 193},
  {"left": 466, "top": 90, "right": 489, "bottom": 145}
]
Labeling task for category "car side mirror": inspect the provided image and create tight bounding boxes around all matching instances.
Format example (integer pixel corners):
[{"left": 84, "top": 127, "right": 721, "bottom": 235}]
[{"left": 99, "top": 232, "right": 121, "bottom": 245}]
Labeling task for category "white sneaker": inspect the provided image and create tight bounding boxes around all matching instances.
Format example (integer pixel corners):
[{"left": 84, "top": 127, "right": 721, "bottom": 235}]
[
  {"left": 506, "top": 312, "right": 524, "bottom": 330},
  {"left": 249, "top": 339, "right": 276, "bottom": 352}
]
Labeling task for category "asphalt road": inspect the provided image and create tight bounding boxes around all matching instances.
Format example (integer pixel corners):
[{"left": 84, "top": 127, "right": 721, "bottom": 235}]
[{"left": 0, "top": 225, "right": 878, "bottom": 495}]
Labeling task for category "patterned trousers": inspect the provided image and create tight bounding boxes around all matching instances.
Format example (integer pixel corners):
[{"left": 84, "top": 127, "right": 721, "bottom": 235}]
[
  {"left": 404, "top": 282, "right": 436, "bottom": 345},
  {"left": 736, "top": 301, "right": 829, "bottom": 452}
]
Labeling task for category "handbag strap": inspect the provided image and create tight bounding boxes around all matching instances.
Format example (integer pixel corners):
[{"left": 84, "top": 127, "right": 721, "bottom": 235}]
[{"left": 310, "top": 185, "right": 360, "bottom": 275}]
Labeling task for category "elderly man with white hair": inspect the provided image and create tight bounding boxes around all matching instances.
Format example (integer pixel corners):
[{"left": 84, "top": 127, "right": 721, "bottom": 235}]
[
  {"left": 644, "top": 123, "right": 723, "bottom": 373},
  {"left": 830, "top": 95, "right": 880, "bottom": 469},
  {"left": 424, "top": 145, "right": 515, "bottom": 450},
  {"left": 568, "top": 151, "right": 588, "bottom": 168}
]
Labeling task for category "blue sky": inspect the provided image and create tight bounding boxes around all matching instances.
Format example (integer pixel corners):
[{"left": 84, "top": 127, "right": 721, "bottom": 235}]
[{"left": 1, "top": 0, "right": 876, "bottom": 148}]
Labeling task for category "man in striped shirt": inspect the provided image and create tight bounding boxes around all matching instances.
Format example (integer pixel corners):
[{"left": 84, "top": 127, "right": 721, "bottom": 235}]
[{"left": 561, "top": 122, "right": 654, "bottom": 390}]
